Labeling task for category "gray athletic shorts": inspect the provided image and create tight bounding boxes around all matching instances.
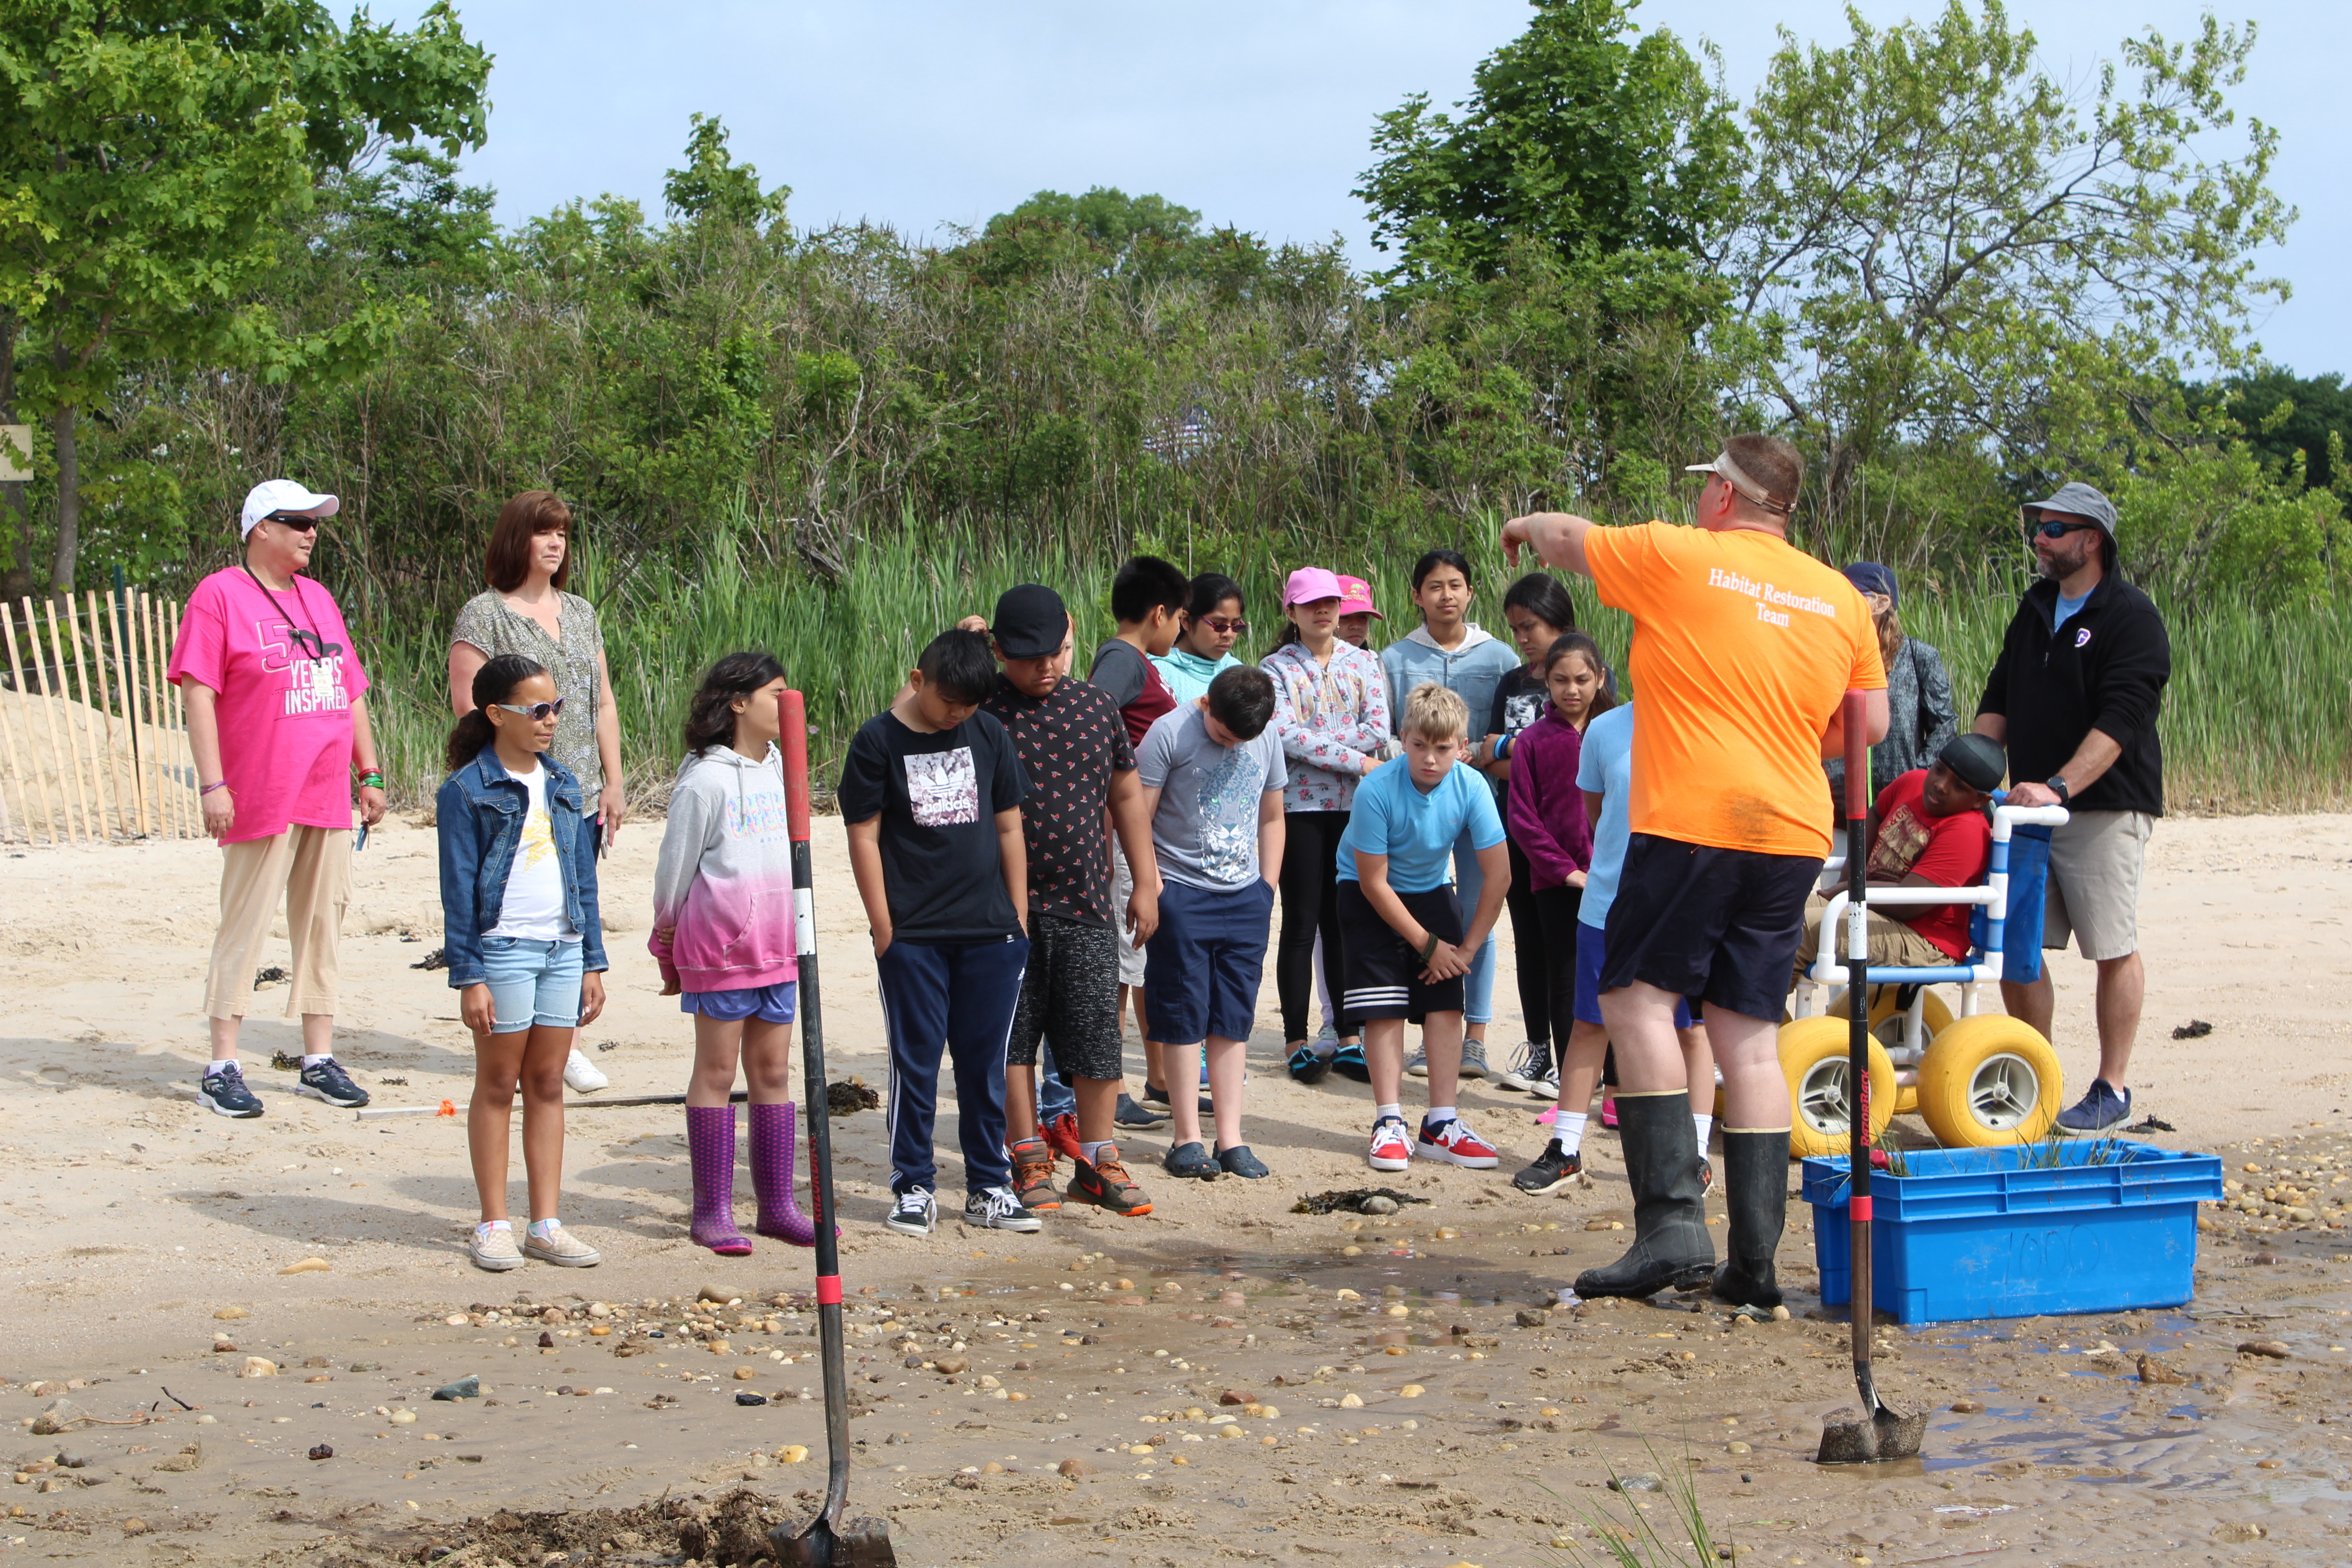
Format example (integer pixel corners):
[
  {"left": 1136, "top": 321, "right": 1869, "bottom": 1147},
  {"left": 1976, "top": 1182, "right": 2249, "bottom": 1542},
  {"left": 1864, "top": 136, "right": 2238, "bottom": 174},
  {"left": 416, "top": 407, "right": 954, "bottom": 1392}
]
[
  {"left": 2043, "top": 809, "right": 2152, "bottom": 962},
  {"left": 1111, "top": 840, "right": 1148, "bottom": 987},
  {"left": 1007, "top": 914, "right": 1125, "bottom": 1079}
]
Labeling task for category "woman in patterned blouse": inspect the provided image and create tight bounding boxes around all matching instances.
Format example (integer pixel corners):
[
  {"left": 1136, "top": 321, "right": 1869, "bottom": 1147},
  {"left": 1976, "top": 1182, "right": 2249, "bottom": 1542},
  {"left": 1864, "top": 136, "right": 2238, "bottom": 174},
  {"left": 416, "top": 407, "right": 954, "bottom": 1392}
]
[{"left": 448, "top": 490, "right": 626, "bottom": 1094}]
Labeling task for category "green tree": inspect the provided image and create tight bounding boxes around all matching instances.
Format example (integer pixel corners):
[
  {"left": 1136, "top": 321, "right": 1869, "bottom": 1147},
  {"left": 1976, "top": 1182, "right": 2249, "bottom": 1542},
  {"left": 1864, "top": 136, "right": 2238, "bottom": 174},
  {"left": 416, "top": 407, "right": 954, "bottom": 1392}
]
[
  {"left": 2190, "top": 368, "right": 2352, "bottom": 503},
  {"left": 0, "top": 0, "right": 490, "bottom": 597},
  {"left": 1730, "top": 2, "right": 2293, "bottom": 521},
  {"left": 1353, "top": 0, "right": 1744, "bottom": 295},
  {"left": 663, "top": 113, "right": 790, "bottom": 230}
]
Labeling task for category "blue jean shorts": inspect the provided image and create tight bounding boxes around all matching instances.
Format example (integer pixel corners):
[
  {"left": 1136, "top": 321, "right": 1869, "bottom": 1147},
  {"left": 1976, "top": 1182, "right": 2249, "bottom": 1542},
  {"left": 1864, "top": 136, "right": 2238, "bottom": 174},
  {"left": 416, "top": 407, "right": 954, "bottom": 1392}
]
[
  {"left": 681, "top": 981, "right": 799, "bottom": 1024},
  {"left": 479, "top": 936, "right": 586, "bottom": 1034}
]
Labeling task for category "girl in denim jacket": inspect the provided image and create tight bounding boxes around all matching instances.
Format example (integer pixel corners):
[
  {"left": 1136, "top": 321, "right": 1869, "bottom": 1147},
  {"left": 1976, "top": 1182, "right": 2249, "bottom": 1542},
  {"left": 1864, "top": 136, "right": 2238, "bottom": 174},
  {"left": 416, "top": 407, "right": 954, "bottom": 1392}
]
[
  {"left": 651, "top": 653, "right": 811, "bottom": 1255},
  {"left": 438, "top": 653, "right": 608, "bottom": 1272}
]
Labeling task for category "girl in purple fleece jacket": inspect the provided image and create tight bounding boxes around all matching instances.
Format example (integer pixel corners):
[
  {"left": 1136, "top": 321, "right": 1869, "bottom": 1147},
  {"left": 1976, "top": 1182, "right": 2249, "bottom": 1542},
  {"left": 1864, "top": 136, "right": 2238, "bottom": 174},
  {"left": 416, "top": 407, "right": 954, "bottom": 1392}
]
[
  {"left": 1504, "top": 633, "right": 1610, "bottom": 1068},
  {"left": 651, "top": 652, "right": 811, "bottom": 1256}
]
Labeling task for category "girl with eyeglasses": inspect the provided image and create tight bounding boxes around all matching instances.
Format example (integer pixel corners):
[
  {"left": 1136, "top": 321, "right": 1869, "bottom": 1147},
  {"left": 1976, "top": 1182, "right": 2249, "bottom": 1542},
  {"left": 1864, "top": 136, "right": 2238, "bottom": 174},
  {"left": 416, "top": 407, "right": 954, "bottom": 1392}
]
[
  {"left": 437, "top": 654, "right": 609, "bottom": 1272},
  {"left": 450, "top": 490, "right": 626, "bottom": 1094},
  {"left": 169, "top": 480, "right": 386, "bottom": 1121},
  {"left": 1152, "top": 573, "right": 1248, "bottom": 703}
]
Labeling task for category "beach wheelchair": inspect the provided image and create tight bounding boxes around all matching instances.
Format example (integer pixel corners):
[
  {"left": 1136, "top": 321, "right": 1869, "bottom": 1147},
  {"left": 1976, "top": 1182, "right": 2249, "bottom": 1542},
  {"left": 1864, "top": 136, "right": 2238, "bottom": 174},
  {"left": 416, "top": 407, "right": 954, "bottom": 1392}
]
[{"left": 1776, "top": 797, "right": 2073, "bottom": 1157}]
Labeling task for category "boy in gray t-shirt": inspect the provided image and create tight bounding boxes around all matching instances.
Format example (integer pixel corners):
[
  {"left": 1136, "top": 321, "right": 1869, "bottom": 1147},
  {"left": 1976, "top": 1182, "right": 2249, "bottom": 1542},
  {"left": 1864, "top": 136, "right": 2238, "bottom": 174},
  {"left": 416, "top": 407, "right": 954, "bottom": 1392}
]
[{"left": 1135, "top": 667, "right": 1286, "bottom": 1183}]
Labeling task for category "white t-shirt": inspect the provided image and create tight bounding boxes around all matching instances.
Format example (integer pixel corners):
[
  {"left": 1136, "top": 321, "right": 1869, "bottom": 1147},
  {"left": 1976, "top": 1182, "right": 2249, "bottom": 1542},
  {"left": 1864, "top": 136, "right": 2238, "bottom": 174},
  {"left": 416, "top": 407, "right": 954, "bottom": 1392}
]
[{"left": 488, "top": 761, "right": 578, "bottom": 943}]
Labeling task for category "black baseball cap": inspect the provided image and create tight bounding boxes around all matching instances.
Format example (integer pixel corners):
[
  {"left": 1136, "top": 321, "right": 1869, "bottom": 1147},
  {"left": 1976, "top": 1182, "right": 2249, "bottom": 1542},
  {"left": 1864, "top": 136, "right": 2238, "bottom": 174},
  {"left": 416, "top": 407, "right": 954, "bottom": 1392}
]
[
  {"left": 1938, "top": 732, "right": 2007, "bottom": 794},
  {"left": 990, "top": 583, "right": 1068, "bottom": 659}
]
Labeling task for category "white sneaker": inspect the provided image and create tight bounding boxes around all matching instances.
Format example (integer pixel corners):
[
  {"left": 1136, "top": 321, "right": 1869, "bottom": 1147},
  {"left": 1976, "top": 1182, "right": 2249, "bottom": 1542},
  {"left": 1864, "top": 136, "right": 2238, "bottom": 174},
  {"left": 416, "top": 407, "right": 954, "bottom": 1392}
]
[
  {"left": 563, "top": 1047, "right": 609, "bottom": 1093},
  {"left": 520, "top": 1221, "right": 601, "bottom": 1267},
  {"left": 469, "top": 1224, "right": 524, "bottom": 1272}
]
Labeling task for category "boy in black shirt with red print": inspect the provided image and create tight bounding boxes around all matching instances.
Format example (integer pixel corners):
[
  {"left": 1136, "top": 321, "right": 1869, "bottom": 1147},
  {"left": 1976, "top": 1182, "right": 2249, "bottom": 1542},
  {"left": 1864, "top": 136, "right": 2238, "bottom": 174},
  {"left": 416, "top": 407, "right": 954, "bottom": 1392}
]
[
  {"left": 841, "top": 629, "right": 1037, "bottom": 1238},
  {"left": 981, "top": 585, "right": 1164, "bottom": 1218}
]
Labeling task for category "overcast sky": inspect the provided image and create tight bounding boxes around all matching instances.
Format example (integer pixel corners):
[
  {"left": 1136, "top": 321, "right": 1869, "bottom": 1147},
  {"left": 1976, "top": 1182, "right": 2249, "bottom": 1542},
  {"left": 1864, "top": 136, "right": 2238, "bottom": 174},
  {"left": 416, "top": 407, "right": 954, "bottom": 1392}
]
[{"left": 396, "top": 0, "right": 2346, "bottom": 376}]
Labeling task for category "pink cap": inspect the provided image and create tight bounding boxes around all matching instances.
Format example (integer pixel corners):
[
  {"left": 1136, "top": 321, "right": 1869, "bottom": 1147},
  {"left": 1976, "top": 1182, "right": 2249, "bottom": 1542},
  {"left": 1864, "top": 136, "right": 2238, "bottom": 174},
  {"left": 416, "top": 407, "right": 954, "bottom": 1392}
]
[
  {"left": 1336, "top": 574, "right": 1384, "bottom": 619},
  {"left": 1283, "top": 566, "right": 1345, "bottom": 607}
]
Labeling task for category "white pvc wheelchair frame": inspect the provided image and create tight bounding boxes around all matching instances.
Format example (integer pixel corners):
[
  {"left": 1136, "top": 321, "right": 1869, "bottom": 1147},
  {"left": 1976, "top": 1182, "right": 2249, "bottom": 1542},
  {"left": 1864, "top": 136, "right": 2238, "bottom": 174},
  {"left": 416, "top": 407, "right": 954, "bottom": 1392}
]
[{"left": 1789, "top": 799, "right": 2070, "bottom": 1075}]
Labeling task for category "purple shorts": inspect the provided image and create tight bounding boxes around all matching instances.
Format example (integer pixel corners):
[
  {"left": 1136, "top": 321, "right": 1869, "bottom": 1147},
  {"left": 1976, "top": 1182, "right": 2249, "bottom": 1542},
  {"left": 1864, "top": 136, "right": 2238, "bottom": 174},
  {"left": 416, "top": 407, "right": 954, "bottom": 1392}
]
[{"left": 681, "top": 981, "right": 798, "bottom": 1024}]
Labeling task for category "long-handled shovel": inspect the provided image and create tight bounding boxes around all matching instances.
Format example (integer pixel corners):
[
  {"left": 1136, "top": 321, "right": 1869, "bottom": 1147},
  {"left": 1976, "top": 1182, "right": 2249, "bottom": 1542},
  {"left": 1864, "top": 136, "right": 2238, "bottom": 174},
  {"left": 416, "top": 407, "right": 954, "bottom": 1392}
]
[
  {"left": 771, "top": 690, "right": 897, "bottom": 1568},
  {"left": 1817, "top": 690, "right": 1925, "bottom": 1466}
]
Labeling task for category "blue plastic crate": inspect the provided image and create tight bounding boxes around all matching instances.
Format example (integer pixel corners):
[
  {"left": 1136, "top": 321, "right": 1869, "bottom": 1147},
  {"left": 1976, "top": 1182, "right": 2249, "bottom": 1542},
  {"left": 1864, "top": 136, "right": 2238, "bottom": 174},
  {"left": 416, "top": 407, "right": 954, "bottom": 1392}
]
[{"left": 1802, "top": 1142, "right": 2225, "bottom": 1324}]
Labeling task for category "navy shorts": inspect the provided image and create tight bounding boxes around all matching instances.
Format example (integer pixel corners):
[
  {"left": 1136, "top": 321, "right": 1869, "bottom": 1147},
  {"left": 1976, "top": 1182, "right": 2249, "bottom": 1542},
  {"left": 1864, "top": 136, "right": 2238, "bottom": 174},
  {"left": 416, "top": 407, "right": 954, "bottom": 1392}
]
[
  {"left": 1599, "top": 834, "right": 1822, "bottom": 1023},
  {"left": 1573, "top": 921, "right": 1691, "bottom": 1029},
  {"left": 1336, "top": 880, "right": 1465, "bottom": 1023},
  {"left": 682, "top": 981, "right": 799, "bottom": 1024},
  {"left": 1143, "top": 878, "right": 1274, "bottom": 1045}
]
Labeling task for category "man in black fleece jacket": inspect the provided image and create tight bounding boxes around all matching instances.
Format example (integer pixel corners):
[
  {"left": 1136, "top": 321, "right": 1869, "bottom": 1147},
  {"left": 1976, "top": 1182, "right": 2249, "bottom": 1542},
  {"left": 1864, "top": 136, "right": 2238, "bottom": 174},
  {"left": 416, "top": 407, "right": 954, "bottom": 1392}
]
[{"left": 1974, "top": 480, "right": 2171, "bottom": 1132}]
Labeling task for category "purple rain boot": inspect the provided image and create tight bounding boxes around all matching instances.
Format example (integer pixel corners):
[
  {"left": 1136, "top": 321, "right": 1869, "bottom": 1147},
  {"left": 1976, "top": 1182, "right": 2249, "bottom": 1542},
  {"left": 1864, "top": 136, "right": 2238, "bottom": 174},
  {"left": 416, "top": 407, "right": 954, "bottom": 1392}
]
[
  {"left": 748, "top": 1100, "right": 817, "bottom": 1246},
  {"left": 686, "top": 1104, "right": 752, "bottom": 1256}
]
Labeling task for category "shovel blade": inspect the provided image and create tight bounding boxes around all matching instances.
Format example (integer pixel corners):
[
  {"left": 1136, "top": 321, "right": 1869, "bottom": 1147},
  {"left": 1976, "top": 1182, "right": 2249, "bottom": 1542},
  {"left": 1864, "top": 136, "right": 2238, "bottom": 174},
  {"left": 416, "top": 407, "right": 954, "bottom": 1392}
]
[
  {"left": 774, "top": 1514, "right": 896, "bottom": 1568},
  {"left": 1816, "top": 1405, "right": 1926, "bottom": 1465}
]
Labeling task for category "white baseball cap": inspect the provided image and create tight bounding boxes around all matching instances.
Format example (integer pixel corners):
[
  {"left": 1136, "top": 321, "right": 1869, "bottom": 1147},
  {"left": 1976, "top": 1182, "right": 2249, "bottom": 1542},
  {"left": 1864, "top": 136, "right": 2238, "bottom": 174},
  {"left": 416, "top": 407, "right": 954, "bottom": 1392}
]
[{"left": 240, "top": 479, "right": 340, "bottom": 539}]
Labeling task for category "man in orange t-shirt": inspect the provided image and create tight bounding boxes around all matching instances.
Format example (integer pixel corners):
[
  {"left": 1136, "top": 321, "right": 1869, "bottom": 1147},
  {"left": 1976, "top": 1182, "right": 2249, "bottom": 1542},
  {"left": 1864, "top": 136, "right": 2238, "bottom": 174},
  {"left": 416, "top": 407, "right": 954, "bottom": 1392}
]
[{"left": 1503, "top": 434, "right": 1886, "bottom": 1308}]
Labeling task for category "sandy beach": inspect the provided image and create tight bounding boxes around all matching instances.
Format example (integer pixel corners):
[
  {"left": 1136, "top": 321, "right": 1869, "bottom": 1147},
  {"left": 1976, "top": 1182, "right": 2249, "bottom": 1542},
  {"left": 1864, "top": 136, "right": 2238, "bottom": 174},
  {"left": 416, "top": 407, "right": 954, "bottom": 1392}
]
[{"left": 2, "top": 809, "right": 2349, "bottom": 1565}]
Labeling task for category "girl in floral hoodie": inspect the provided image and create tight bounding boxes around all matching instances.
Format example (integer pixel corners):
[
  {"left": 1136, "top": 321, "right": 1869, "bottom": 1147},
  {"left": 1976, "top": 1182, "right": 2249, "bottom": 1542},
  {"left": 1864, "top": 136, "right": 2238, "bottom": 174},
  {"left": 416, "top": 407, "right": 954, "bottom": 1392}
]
[
  {"left": 1260, "top": 567, "right": 1390, "bottom": 1083},
  {"left": 651, "top": 652, "right": 812, "bottom": 1256}
]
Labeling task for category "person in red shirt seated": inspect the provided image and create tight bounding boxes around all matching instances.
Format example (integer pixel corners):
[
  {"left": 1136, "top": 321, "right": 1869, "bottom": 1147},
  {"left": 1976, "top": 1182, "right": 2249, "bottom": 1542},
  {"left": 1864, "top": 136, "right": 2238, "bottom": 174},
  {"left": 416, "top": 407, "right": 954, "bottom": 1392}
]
[{"left": 1790, "top": 732, "right": 2006, "bottom": 983}]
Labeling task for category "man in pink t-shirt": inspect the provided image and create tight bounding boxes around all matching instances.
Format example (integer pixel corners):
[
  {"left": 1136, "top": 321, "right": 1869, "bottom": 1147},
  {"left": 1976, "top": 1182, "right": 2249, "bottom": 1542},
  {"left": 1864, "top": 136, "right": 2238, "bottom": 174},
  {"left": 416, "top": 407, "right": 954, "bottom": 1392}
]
[{"left": 167, "top": 480, "right": 388, "bottom": 1118}]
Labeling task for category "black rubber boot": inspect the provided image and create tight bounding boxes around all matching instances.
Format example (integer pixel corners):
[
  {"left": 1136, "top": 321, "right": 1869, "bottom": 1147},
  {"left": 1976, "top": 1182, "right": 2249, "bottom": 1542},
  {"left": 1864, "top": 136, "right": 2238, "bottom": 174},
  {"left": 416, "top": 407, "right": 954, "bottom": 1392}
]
[
  {"left": 1710, "top": 1129, "right": 1788, "bottom": 1309},
  {"left": 1573, "top": 1090, "right": 1715, "bottom": 1299}
]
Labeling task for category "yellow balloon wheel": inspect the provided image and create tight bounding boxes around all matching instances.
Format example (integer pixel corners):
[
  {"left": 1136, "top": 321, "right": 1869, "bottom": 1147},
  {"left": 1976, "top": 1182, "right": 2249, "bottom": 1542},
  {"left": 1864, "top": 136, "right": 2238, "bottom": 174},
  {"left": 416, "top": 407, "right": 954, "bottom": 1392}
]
[
  {"left": 1819, "top": 986, "right": 1954, "bottom": 1117},
  {"left": 1777, "top": 1015, "right": 1898, "bottom": 1161},
  {"left": 1916, "top": 1014, "right": 2064, "bottom": 1147}
]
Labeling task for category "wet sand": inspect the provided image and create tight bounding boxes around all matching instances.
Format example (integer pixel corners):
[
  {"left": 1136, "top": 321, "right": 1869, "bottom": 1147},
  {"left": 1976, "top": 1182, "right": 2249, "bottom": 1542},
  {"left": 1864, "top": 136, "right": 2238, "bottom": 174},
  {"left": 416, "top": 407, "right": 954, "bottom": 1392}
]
[{"left": 2, "top": 812, "right": 2349, "bottom": 1564}]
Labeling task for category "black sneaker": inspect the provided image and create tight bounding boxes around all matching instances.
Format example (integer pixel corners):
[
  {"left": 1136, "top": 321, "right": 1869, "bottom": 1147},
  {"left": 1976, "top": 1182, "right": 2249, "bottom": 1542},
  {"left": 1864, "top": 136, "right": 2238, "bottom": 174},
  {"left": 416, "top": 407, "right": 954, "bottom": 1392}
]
[
  {"left": 1330, "top": 1041, "right": 1370, "bottom": 1083},
  {"left": 1163, "top": 1141, "right": 1220, "bottom": 1180},
  {"left": 198, "top": 1063, "right": 264, "bottom": 1118},
  {"left": 1511, "top": 1140, "right": 1582, "bottom": 1195},
  {"left": 1215, "top": 1145, "right": 1270, "bottom": 1179},
  {"left": 1287, "top": 1042, "right": 1330, "bottom": 1084},
  {"left": 963, "top": 1186, "right": 1044, "bottom": 1233},
  {"left": 885, "top": 1188, "right": 936, "bottom": 1236},
  {"left": 1115, "top": 1092, "right": 1169, "bottom": 1129},
  {"left": 296, "top": 1057, "right": 370, "bottom": 1108}
]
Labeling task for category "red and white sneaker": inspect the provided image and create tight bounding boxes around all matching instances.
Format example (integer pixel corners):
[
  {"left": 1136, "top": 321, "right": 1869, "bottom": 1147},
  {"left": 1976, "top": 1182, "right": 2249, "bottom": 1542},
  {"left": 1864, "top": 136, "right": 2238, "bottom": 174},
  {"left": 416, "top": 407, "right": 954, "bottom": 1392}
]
[
  {"left": 1417, "top": 1115, "right": 1499, "bottom": 1169},
  {"left": 1367, "top": 1116, "right": 1413, "bottom": 1172}
]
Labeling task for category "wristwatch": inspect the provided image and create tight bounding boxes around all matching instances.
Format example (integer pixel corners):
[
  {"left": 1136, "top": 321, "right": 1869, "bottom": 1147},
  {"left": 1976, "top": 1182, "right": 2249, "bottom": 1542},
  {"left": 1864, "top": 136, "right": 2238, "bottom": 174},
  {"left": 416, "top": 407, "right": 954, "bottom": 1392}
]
[{"left": 2044, "top": 774, "right": 2071, "bottom": 804}]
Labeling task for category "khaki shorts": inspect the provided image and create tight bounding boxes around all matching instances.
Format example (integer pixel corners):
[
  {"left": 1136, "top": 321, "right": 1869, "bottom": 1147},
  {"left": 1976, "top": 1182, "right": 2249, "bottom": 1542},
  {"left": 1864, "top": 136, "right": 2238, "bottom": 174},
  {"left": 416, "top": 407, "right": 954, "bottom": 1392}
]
[
  {"left": 1111, "top": 839, "right": 1148, "bottom": 987},
  {"left": 2043, "top": 809, "right": 2152, "bottom": 962},
  {"left": 204, "top": 824, "right": 352, "bottom": 1020}
]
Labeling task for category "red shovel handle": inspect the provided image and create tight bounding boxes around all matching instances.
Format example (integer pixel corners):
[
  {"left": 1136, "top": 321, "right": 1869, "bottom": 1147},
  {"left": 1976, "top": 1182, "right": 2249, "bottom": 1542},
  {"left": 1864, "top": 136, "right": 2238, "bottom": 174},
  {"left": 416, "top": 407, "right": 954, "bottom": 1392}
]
[{"left": 780, "top": 688, "right": 811, "bottom": 844}]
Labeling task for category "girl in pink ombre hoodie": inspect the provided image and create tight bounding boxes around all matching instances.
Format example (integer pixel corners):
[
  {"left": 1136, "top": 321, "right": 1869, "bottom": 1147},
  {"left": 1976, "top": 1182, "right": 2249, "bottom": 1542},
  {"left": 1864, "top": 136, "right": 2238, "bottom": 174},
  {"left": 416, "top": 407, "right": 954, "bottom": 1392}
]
[{"left": 651, "top": 652, "right": 811, "bottom": 1256}]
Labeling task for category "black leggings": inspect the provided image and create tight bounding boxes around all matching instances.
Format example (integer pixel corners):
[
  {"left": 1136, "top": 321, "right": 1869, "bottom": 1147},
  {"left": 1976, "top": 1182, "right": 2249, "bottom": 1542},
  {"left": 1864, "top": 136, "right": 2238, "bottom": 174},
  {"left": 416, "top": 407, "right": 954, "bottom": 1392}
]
[
  {"left": 1505, "top": 838, "right": 1552, "bottom": 1045},
  {"left": 1530, "top": 882, "right": 1584, "bottom": 1070},
  {"left": 1277, "top": 810, "right": 1353, "bottom": 1042}
]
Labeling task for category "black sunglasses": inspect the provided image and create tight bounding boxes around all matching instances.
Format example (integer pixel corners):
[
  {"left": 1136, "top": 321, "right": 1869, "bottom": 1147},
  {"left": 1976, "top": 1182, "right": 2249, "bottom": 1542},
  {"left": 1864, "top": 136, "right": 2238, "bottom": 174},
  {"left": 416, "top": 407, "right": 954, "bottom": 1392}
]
[
  {"left": 2026, "top": 516, "right": 2099, "bottom": 540},
  {"left": 265, "top": 512, "right": 321, "bottom": 533}
]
